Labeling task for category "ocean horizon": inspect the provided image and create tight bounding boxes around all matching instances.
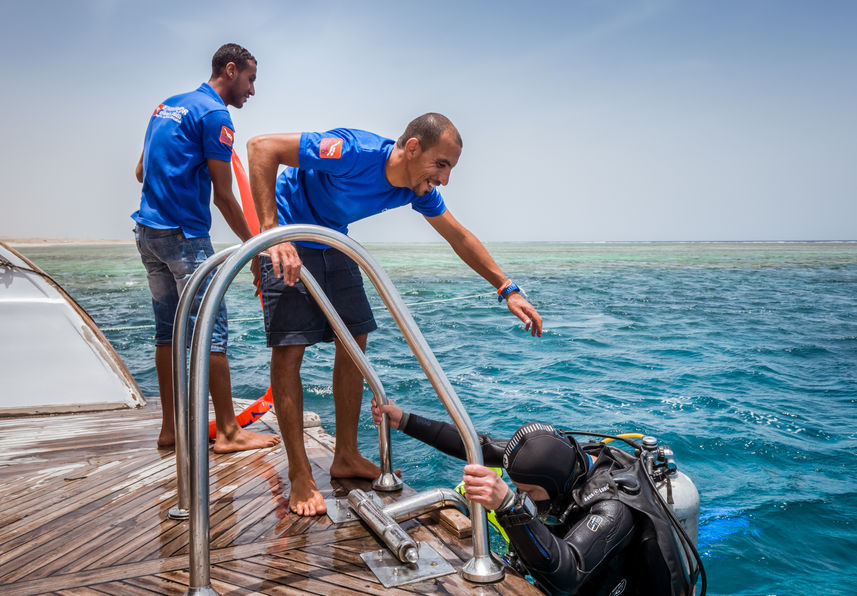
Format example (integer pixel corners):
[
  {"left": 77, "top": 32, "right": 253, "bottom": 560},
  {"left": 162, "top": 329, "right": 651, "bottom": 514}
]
[{"left": 5, "top": 238, "right": 857, "bottom": 246}]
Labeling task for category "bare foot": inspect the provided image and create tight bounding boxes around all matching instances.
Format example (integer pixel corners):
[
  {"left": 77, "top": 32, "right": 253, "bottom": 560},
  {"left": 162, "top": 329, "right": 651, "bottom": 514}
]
[
  {"left": 288, "top": 474, "right": 327, "bottom": 516},
  {"left": 212, "top": 428, "right": 281, "bottom": 454},
  {"left": 329, "top": 452, "right": 383, "bottom": 480}
]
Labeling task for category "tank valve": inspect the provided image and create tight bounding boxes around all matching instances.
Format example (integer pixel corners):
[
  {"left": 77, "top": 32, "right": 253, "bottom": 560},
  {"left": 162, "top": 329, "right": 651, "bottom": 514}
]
[{"left": 641, "top": 436, "right": 658, "bottom": 451}]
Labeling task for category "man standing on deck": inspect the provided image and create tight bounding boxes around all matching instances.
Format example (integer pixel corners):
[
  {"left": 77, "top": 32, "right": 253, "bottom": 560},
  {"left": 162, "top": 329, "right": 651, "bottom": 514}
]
[
  {"left": 247, "top": 114, "right": 543, "bottom": 516},
  {"left": 132, "top": 43, "right": 280, "bottom": 453}
]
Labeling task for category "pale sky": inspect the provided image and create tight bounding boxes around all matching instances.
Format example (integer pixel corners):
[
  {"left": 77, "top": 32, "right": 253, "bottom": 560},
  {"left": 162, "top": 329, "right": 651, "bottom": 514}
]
[{"left": 1, "top": 0, "right": 855, "bottom": 242}]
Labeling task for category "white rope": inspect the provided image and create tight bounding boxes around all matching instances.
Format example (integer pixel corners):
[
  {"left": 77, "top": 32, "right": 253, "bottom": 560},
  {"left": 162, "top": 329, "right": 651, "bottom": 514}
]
[
  {"left": 396, "top": 291, "right": 494, "bottom": 309},
  {"left": 99, "top": 291, "right": 495, "bottom": 333},
  {"left": 101, "top": 323, "right": 159, "bottom": 331}
]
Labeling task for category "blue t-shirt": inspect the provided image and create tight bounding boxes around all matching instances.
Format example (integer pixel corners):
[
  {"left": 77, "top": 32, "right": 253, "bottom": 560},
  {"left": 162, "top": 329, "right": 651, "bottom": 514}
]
[
  {"left": 132, "top": 83, "right": 235, "bottom": 238},
  {"left": 274, "top": 129, "right": 447, "bottom": 248}
]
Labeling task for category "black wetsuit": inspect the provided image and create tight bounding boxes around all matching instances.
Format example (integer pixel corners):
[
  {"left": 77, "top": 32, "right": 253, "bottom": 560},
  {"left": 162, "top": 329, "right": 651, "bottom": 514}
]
[{"left": 400, "top": 412, "right": 648, "bottom": 596}]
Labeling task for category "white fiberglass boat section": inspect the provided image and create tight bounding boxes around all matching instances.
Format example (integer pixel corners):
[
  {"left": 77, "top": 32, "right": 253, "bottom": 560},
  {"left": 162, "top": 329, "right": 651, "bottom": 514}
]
[{"left": 0, "top": 242, "right": 145, "bottom": 415}]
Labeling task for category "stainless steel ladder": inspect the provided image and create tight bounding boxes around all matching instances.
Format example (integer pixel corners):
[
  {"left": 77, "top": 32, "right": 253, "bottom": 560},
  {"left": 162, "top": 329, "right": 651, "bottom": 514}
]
[{"left": 173, "top": 225, "right": 504, "bottom": 595}]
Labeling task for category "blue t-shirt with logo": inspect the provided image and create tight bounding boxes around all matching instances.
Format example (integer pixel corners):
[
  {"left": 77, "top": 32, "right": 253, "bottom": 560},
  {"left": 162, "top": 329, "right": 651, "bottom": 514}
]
[
  {"left": 132, "top": 83, "right": 235, "bottom": 238},
  {"left": 274, "top": 129, "right": 446, "bottom": 248}
]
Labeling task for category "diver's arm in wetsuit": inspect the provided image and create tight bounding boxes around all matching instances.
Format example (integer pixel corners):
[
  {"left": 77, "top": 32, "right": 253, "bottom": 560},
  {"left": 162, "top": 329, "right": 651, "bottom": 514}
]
[
  {"left": 399, "top": 412, "right": 508, "bottom": 466},
  {"left": 499, "top": 498, "right": 635, "bottom": 595}
]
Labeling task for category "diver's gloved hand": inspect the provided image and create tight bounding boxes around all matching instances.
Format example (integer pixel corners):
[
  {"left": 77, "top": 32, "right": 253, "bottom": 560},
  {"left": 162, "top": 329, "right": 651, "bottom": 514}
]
[
  {"left": 371, "top": 397, "right": 403, "bottom": 430},
  {"left": 462, "top": 463, "right": 511, "bottom": 510}
]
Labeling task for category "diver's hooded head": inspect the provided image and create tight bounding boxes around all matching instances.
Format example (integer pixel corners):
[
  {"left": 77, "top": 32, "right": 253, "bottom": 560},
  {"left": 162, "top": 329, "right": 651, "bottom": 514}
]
[{"left": 502, "top": 422, "right": 586, "bottom": 500}]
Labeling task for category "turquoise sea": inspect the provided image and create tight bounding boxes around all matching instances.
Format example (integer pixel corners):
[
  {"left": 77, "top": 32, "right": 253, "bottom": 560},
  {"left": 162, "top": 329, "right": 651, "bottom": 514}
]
[{"left": 17, "top": 241, "right": 857, "bottom": 596}]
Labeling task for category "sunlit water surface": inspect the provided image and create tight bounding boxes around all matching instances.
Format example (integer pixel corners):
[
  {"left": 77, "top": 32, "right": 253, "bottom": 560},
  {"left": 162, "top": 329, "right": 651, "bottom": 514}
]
[{"left": 18, "top": 241, "right": 857, "bottom": 596}]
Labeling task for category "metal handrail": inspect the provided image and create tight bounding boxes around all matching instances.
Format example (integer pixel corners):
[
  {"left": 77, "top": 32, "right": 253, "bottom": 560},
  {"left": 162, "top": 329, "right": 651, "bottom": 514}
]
[
  {"left": 298, "top": 264, "right": 402, "bottom": 492},
  {"left": 171, "top": 248, "right": 400, "bottom": 521},
  {"left": 169, "top": 246, "right": 239, "bottom": 520},
  {"left": 185, "top": 225, "right": 503, "bottom": 594}
]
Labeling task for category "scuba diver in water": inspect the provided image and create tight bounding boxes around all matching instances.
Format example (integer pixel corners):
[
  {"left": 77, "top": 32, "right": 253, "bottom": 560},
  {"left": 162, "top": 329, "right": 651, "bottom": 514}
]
[{"left": 372, "top": 399, "right": 704, "bottom": 596}]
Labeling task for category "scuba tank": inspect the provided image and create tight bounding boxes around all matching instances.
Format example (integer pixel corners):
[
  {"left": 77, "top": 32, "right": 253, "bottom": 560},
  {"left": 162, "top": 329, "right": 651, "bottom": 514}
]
[{"left": 641, "top": 436, "right": 700, "bottom": 546}]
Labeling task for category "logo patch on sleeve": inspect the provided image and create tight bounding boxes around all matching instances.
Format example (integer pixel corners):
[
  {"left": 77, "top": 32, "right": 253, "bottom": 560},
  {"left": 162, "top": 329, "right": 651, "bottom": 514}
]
[
  {"left": 587, "top": 515, "right": 603, "bottom": 532},
  {"left": 220, "top": 126, "right": 234, "bottom": 147},
  {"left": 319, "top": 138, "right": 343, "bottom": 159}
]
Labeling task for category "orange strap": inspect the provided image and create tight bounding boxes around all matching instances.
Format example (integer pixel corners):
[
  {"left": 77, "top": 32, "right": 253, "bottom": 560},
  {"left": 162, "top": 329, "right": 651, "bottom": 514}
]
[
  {"left": 207, "top": 149, "right": 273, "bottom": 440},
  {"left": 231, "top": 150, "right": 260, "bottom": 236}
]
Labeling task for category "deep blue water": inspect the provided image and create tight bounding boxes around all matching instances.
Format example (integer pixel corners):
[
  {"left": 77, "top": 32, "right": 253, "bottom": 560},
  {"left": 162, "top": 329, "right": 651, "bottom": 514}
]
[{"left": 17, "top": 241, "right": 857, "bottom": 596}]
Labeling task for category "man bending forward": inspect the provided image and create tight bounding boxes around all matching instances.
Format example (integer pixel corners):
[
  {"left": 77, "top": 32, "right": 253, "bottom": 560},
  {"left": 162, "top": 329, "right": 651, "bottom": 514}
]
[{"left": 247, "top": 113, "right": 542, "bottom": 515}]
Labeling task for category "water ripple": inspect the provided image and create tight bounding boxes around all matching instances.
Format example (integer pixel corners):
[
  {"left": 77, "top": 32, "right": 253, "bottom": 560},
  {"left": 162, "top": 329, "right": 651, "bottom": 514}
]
[{"left": 19, "top": 241, "right": 857, "bottom": 596}]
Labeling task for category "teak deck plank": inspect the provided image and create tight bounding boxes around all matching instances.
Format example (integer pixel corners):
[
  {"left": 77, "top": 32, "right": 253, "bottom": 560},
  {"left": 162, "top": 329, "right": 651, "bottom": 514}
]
[
  {"left": 0, "top": 449, "right": 168, "bottom": 552},
  {"left": 0, "top": 399, "right": 538, "bottom": 595},
  {"left": 54, "top": 588, "right": 112, "bottom": 596},
  {"left": 39, "top": 464, "right": 180, "bottom": 576},
  {"left": 100, "top": 447, "right": 284, "bottom": 566},
  {"left": 91, "top": 580, "right": 164, "bottom": 596},
  {"left": 160, "top": 568, "right": 280, "bottom": 596},
  {"left": 218, "top": 556, "right": 381, "bottom": 595},
  {"left": 1, "top": 457, "right": 178, "bottom": 582}
]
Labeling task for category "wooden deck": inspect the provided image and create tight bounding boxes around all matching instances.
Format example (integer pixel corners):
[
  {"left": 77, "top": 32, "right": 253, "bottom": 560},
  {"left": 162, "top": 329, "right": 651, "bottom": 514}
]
[{"left": 0, "top": 398, "right": 538, "bottom": 595}]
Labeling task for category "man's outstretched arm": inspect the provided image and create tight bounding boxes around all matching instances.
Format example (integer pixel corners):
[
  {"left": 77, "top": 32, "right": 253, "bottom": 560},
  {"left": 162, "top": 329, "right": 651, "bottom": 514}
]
[
  {"left": 246, "top": 133, "right": 303, "bottom": 285},
  {"left": 425, "top": 209, "right": 543, "bottom": 336}
]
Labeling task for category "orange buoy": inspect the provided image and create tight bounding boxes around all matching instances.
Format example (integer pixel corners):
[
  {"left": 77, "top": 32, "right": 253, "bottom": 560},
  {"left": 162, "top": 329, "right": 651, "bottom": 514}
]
[
  {"left": 231, "top": 150, "right": 260, "bottom": 235},
  {"left": 208, "top": 387, "right": 274, "bottom": 439}
]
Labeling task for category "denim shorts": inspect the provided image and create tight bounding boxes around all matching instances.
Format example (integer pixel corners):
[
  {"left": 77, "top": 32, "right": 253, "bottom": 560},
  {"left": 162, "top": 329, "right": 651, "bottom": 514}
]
[
  {"left": 260, "top": 245, "right": 377, "bottom": 346},
  {"left": 134, "top": 224, "right": 228, "bottom": 352}
]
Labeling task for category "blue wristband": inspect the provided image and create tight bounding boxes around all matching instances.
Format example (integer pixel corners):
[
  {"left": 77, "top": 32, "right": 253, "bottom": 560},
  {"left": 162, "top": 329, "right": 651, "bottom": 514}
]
[{"left": 498, "top": 281, "right": 521, "bottom": 302}]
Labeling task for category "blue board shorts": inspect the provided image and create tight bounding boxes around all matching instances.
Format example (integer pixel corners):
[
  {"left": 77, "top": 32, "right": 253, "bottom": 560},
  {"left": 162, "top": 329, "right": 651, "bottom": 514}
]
[
  {"left": 134, "top": 224, "right": 228, "bottom": 352},
  {"left": 260, "top": 245, "right": 376, "bottom": 346}
]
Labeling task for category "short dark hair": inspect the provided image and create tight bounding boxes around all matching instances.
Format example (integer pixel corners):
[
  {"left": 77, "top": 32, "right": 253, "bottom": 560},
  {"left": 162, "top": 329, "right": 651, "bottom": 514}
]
[
  {"left": 396, "top": 112, "right": 463, "bottom": 150},
  {"left": 211, "top": 43, "right": 256, "bottom": 77}
]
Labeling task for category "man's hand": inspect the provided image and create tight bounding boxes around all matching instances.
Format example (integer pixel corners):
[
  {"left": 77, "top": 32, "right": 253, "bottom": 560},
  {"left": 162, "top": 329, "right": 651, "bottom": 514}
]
[
  {"left": 246, "top": 133, "right": 302, "bottom": 285},
  {"left": 266, "top": 241, "right": 302, "bottom": 286},
  {"left": 250, "top": 255, "right": 261, "bottom": 296},
  {"left": 371, "top": 398, "right": 403, "bottom": 430},
  {"left": 506, "top": 292, "right": 543, "bottom": 337},
  {"left": 462, "top": 464, "right": 510, "bottom": 511}
]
